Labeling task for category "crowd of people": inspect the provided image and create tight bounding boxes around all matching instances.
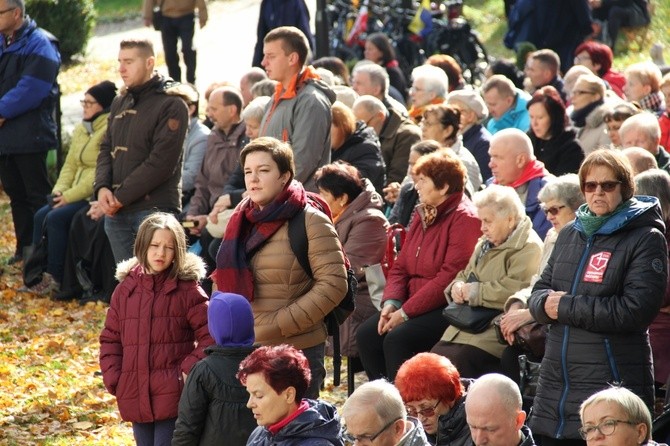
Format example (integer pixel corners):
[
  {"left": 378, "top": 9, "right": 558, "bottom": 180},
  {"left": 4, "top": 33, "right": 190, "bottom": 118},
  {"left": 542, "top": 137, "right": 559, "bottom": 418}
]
[{"left": 2, "top": 0, "right": 670, "bottom": 444}]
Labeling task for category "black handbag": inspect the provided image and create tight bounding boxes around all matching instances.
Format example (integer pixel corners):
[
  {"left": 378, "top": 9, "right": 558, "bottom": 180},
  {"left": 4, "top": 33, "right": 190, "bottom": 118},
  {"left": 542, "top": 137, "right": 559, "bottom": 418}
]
[
  {"left": 442, "top": 302, "right": 501, "bottom": 334},
  {"left": 494, "top": 317, "right": 548, "bottom": 358},
  {"left": 152, "top": 2, "right": 163, "bottom": 31}
]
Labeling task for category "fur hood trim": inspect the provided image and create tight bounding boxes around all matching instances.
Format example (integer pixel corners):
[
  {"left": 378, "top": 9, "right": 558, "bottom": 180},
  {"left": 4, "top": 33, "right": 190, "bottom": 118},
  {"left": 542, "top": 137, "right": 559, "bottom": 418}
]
[
  {"left": 115, "top": 252, "right": 207, "bottom": 282},
  {"left": 585, "top": 102, "right": 610, "bottom": 129}
]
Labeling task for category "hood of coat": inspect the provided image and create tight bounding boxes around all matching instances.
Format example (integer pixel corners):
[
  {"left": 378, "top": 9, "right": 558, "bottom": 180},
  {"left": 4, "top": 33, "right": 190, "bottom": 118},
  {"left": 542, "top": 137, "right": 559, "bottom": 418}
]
[
  {"left": 272, "top": 399, "right": 344, "bottom": 445},
  {"left": 584, "top": 102, "right": 610, "bottom": 129},
  {"left": 337, "top": 122, "right": 380, "bottom": 153},
  {"left": 304, "top": 75, "right": 337, "bottom": 106},
  {"left": 574, "top": 195, "right": 666, "bottom": 236},
  {"left": 115, "top": 251, "right": 207, "bottom": 282},
  {"left": 337, "top": 179, "right": 384, "bottom": 223},
  {"left": 435, "top": 396, "right": 470, "bottom": 445},
  {"left": 478, "top": 214, "right": 541, "bottom": 252},
  {"left": 398, "top": 417, "right": 432, "bottom": 446}
]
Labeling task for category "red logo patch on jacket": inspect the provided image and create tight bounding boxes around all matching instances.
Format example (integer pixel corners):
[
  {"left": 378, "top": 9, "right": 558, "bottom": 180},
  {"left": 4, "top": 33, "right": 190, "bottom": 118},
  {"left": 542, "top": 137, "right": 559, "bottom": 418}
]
[{"left": 583, "top": 251, "right": 612, "bottom": 283}]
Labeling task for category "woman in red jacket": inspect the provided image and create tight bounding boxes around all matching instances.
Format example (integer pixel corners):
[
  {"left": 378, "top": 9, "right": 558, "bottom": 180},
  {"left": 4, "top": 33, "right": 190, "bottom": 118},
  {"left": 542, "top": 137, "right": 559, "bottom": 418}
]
[
  {"left": 357, "top": 150, "right": 482, "bottom": 381},
  {"left": 99, "top": 212, "right": 213, "bottom": 446}
]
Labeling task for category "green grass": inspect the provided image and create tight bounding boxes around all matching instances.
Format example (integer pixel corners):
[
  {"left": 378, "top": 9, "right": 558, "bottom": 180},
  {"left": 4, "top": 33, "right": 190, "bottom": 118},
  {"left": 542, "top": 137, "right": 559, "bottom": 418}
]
[{"left": 94, "top": 0, "right": 142, "bottom": 22}]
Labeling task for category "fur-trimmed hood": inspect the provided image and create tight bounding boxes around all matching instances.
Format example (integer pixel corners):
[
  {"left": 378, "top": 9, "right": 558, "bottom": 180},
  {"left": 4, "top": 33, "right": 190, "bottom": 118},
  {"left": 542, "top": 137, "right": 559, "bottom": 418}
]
[
  {"left": 115, "top": 252, "right": 207, "bottom": 282},
  {"left": 584, "top": 102, "right": 610, "bottom": 129}
]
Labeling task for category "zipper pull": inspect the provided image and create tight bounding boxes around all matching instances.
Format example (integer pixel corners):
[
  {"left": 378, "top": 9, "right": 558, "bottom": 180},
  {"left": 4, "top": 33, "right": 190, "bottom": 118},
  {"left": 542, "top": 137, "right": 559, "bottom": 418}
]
[{"left": 416, "top": 246, "right": 421, "bottom": 257}]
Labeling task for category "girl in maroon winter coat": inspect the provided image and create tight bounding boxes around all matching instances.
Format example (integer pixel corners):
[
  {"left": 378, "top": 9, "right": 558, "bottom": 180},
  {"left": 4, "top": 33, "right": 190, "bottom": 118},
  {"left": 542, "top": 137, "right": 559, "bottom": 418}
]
[{"left": 100, "top": 212, "right": 213, "bottom": 446}]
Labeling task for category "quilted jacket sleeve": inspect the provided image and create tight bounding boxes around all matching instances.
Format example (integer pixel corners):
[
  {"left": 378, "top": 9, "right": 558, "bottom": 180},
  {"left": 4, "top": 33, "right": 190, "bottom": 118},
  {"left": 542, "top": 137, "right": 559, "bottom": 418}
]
[{"left": 276, "top": 209, "right": 348, "bottom": 337}]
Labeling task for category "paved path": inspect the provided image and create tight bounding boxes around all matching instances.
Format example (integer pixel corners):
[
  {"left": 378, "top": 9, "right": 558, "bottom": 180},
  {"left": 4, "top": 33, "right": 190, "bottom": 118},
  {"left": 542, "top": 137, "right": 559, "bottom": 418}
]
[{"left": 61, "top": 0, "right": 317, "bottom": 133}]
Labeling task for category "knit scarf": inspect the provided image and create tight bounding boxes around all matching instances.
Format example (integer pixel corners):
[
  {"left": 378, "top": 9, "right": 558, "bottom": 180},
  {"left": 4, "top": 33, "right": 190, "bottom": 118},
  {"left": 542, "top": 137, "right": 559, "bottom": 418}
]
[
  {"left": 409, "top": 97, "right": 445, "bottom": 123},
  {"left": 570, "top": 99, "right": 604, "bottom": 128},
  {"left": 576, "top": 199, "right": 632, "bottom": 237},
  {"left": 492, "top": 159, "right": 549, "bottom": 189},
  {"left": 213, "top": 180, "right": 307, "bottom": 301},
  {"left": 639, "top": 91, "right": 665, "bottom": 115}
]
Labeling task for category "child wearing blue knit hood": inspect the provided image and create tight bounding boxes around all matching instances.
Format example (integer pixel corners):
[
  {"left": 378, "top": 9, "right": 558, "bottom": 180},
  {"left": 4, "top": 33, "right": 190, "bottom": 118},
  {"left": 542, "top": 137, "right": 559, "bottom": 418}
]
[{"left": 172, "top": 292, "right": 258, "bottom": 446}]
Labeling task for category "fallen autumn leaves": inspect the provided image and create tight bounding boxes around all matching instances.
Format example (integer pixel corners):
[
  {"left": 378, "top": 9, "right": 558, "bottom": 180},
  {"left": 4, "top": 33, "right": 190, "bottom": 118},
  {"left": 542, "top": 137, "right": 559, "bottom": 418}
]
[{"left": 0, "top": 192, "right": 353, "bottom": 445}]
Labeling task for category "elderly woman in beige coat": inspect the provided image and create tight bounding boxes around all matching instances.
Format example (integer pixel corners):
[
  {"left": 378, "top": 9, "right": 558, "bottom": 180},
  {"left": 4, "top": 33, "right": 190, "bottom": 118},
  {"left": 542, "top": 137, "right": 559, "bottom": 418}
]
[
  {"left": 432, "top": 184, "right": 543, "bottom": 378},
  {"left": 213, "top": 137, "right": 348, "bottom": 399},
  {"left": 315, "top": 162, "right": 389, "bottom": 358}
]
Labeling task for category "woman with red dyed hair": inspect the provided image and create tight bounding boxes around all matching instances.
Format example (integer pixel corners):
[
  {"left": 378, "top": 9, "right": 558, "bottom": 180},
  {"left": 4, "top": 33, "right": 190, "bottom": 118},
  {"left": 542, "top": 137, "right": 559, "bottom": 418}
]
[
  {"left": 574, "top": 41, "right": 626, "bottom": 98},
  {"left": 395, "top": 353, "right": 471, "bottom": 446},
  {"left": 237, "top": 344, "right": 343, "bottom": 445}
]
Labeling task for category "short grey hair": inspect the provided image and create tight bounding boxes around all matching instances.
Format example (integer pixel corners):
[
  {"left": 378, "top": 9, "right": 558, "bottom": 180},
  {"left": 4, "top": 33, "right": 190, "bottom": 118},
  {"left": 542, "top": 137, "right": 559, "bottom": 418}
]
[
  {"left": 412, "top": 65, "right": 449, "bottom": 98},
  {"left": 251, "top": 79, "right": 278, "bottom": 98},
  {"left": 579, "top": 387, "right": 652, "bottom": 442},
  {"left": 6, "top": 0, "right": 24, "bottom": 13},
  {"left": 619, "top": 112, "right": 662, "bottom": 144},
  {"left": 635, "top": 168, "right": 670, "bottom": 221},
  {"left": 466, "top": 373, "right": 522, "bottom": 415},
  {"left": 538, "top": 174, "right": 585, "bottom": 211},
  {"left": 473, "top": 185, "right": 525, "bottom": 224},
  {"left": 342, "top": 379, "right": 407, "bottom": 425},
  {"left": 241, "top": 96, "right": 271, "bottom": 123},
  {"left": 623, "top": 146, "right": 659, "bottom": 175},
  {"left": 353, "top": 62, "right": 390, "bottom": 96},
  {"left": 353, "top": 95, "right": 389, "bottom": 118}
]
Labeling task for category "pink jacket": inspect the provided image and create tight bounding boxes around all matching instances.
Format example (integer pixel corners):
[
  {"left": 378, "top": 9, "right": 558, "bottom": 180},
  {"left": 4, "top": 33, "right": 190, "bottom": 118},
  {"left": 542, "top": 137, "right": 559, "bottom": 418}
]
[{"left": 100, "top": 254, "right": 213, "bottom": 423}]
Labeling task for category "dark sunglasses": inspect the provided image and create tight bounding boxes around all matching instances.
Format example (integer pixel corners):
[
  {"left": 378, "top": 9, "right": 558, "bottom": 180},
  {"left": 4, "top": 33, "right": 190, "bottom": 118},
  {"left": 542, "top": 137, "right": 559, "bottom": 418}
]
[
  {"left": 542, "top": 205, "right": 566, "bottom": 216},
  {"left": 583, "top": 181, "right": 621, "bottom": 193},
  {"left": 406, "top": 400, "right": 441, "bottom": 418}
]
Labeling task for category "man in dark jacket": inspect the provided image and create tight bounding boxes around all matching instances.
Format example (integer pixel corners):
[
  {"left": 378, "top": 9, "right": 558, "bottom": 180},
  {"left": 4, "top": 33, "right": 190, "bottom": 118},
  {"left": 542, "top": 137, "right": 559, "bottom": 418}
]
[
  {"left": 465, "top": 374, "right": 537, "bottom": 446},
  {"left": 0, "top": 0, "right": 60, "bottom": 264},
  {"left": 172, "top": 291, "right": 256, "bottom": 446},
  {"left": 252, "top": 0, "right": 314, "bottom": 68},
  {"left": 95, "top": 39, "right": 188, "bottom": 263},
  {"left": 352, "top": 95, "right": 421, "bottom": 188}
]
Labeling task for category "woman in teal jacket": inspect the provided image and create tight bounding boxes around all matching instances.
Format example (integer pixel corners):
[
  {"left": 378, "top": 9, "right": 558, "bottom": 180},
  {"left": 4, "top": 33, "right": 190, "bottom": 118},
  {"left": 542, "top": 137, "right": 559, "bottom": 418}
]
[{"left": 27, "top": 80, "right": 117, "bottom": 295}]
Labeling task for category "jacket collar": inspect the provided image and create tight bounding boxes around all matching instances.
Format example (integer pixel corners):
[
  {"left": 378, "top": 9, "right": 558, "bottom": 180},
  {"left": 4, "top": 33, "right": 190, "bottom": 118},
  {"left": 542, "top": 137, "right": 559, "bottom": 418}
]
[{"left": 273, "top": 66, "right": 320, "bottom": 102}]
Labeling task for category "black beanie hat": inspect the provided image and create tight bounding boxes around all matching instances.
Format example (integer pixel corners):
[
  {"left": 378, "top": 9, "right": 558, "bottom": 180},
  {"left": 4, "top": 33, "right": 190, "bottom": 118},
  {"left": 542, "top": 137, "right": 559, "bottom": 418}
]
[{"left": 86, "top": 80, "right": 117, "bottom": 110}]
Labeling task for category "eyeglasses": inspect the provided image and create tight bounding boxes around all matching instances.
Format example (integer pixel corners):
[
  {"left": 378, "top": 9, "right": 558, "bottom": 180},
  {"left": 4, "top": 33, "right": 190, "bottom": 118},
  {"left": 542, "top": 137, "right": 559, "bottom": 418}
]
[
  {"left": 541, "top": 205, "right": 566, "bottom": 216},
  {"left": 578, "top": 419, "right": 637, "bottom": 440},
  {"left": 583, "top": 181, "right": 621, "bottom": 193},
  {"left": 0, "top": 7, "right": 16, "bottom": 15},
  {"left": 574, "top": 55, "right": 591, "bottom": 63},
  {"left": 80, "top": 99, "right": 98, "bottom": 107},
  {"left": 406, "top": 400, "right": 441, "bottom": 419},
  {"left": 571, "top": 90, "right": 595, "bottom": 97},
  {"left": 342, "top": 417, "right": 401, "bottom": 445},
  {"left": 420, "top": 120, "right": 440, "bottom": 127}
]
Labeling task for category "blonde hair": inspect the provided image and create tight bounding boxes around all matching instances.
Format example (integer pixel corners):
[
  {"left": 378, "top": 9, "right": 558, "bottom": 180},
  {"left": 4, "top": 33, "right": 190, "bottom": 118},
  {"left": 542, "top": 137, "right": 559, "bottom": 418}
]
[{"left": 625, "top": 62, "right": 663, "bottom": 93}]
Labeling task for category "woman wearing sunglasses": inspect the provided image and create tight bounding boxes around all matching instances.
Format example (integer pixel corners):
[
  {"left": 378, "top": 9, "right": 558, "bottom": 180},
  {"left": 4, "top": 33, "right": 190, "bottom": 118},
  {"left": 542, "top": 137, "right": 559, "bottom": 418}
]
[
  {"left": 395, "top": 353, "right": 471, "bottom": 446},
  {"left": 528, "top": 149, "right": 667, "bottom": 446},
  {"left": 499, "top": 174, "right": 585, "bottom": 385}
]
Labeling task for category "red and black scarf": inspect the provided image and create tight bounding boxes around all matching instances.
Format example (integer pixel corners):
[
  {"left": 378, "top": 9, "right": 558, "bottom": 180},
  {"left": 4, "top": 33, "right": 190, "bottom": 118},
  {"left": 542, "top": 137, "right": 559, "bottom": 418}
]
[{"left": 212, "top": 180, "right": 307, "bottom": 301}]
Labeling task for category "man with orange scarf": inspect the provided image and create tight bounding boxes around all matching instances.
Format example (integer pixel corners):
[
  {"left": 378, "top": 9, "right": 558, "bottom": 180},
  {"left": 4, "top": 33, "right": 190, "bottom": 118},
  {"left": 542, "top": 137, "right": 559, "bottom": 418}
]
[
  {"left": 259, "top": 26, "right": 336, "bottom": 192},
  {"left": 487, "top": 129, "right": 552, "bottom": 239},
  {"left": 408, "top": 65, "right": 449, "bottom": 124}
]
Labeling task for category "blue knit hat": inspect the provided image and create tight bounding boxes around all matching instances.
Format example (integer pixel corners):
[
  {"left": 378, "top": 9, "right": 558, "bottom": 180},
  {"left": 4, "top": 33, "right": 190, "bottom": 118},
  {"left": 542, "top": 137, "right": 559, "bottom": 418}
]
[{"left": 208, "top": 292, "right": 255, "bottom": 347}]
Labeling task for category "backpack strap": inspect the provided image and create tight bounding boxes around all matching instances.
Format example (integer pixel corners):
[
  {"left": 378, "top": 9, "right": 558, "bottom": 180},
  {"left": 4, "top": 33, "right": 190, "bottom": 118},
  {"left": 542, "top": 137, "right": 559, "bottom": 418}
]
[{"left": 288, "top": 207, "right": 313, "bottom": 279}]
